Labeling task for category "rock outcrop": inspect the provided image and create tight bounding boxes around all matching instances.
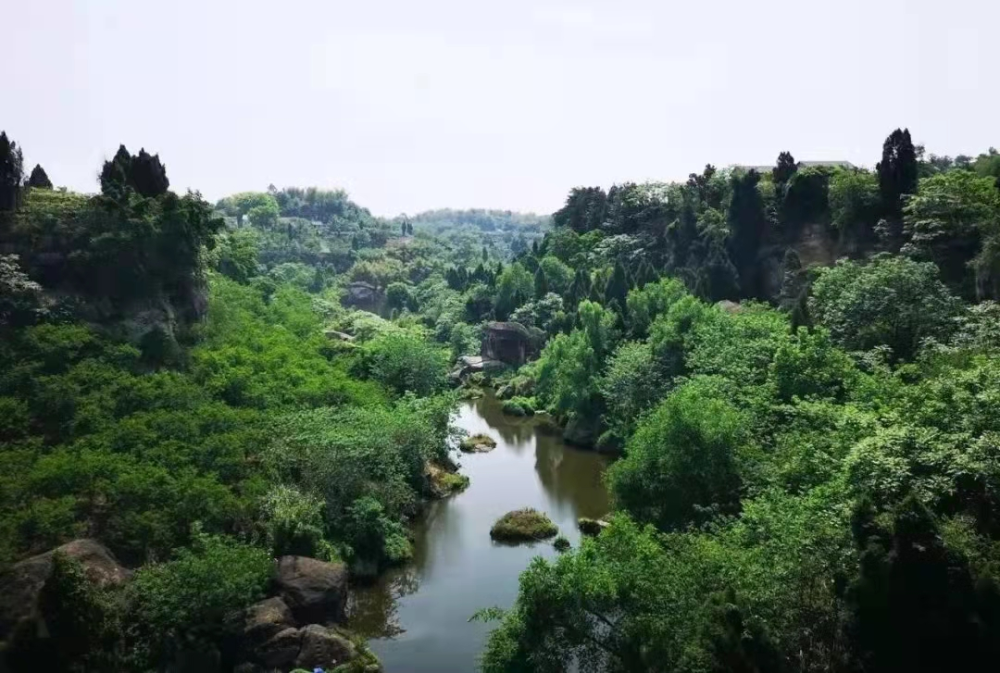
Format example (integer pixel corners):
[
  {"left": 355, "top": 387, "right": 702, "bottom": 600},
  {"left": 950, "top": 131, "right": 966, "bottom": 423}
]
[
  {"left": 273, "top": 556, "right": 349, "bottom": 624},
  {"left": 231, "top": 596, "right": 378, "bottom": 672},
  {"left": 343, "top": 281, "right": 383, "bottom": 313},
  {"left": 0, "top": 539, "right": 130, "bottom": 640},
  {"left": 482, "top": 322, "right": 536, "bottom": 366}
]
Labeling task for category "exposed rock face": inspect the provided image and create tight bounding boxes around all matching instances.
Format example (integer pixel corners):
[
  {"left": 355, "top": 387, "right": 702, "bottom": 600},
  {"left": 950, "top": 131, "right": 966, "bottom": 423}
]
[
  {"left": 0, "top": 539, "right": 130, "bottom": 640},
  {"left": 343, "top": 281, "right": 383, "bottom": 313},
  {"left": 296, "top": 623, "right": 357, "bottom": 669},
  {"left": 273, "top": 556, "right": 349, "bottom": 624},
  {"left": 241, "top": 596, "right": 296, "bottom": 645},
  {"left": 232, "top": 598, "right": 373, "bottom": 672},
  {"left": 449, "top": 354, "right": 503, "bottom": 381},
  {"left": 482, "top": 321, "right": 535, "bottom": 366},
  {"left": 257, "top": 627, "right": 303, "bottom": 670}
]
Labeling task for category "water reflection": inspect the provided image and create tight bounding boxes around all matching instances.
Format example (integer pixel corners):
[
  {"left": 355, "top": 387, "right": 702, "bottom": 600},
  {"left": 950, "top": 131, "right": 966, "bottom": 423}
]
[{"left": 348, "top": 392, "right": 611, "bottom": 673}]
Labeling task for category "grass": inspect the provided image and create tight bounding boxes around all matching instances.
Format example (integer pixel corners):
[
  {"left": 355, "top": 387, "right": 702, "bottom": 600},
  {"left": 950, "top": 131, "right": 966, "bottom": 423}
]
[
  {"left": 490, "top": 508, "right": 558, "bottom": 542},
  {"left": 460, "top": 433, "right": 497, "bottom": 453}
]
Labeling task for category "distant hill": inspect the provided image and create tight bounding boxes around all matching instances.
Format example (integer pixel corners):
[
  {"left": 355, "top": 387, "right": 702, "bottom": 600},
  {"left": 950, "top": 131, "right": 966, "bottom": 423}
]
[{"left": 401, "top": 208, "right": 550, "bottom": 235}]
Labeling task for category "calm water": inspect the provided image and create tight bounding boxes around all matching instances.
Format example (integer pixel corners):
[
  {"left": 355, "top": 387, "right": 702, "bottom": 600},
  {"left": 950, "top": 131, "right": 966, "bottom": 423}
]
[{"left": 348, "top": 393, "right": 611, "bottom": 672}]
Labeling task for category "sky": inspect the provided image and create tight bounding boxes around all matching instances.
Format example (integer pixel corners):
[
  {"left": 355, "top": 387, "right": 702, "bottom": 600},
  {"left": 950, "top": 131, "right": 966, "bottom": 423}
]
[{"left": 4, "top": 0, "right": 997, "bottom": 216}]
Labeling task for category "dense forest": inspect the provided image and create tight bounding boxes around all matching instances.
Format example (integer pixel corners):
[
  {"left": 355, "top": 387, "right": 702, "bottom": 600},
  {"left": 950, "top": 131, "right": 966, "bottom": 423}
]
[{"left": 2, "top": 126, "right": 1000, "bottom": 673}]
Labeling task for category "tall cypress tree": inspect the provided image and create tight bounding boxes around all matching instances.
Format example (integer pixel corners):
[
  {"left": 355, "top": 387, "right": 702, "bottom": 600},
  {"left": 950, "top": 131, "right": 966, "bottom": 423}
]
[
  {"left": 604, "top": 259, "right": 629, "bottom": 307},
  {"left": 727, "top": 170, "right": 768, "bottom": 299},
  {"left": 772, "top": 151, "right": 798, "bottom": 189},
  {"left": 533, "top": 265, "right": 549, "bottom": 299},
  {"left": 876, "top": 128, "right": 918, "bottom": 216},
  {"left": 100, "top": 145, "right": 169, "bottom": 198},
  {"left": 0, "top": 131, "right": 24, "bottom": 211},
  {"left": 636, "top": 260, "right": 658, "bottom": 289},
  {"left": 100, "top": 145, "right": 133, "bottom": 197},
  {"left": 27, "top": 164, "right": 52, "bottom": 189}
]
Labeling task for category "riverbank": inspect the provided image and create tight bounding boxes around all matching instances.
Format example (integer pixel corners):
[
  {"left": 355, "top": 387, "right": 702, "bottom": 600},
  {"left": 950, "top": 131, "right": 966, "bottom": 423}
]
[{"left": 347, "top": 392, "right": 611, "bottom": 673}]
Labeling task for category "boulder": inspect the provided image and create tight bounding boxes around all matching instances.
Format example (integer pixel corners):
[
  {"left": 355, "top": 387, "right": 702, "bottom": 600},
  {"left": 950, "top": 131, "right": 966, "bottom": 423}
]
[
  {"left": 563, "top": 414, "right": 602, "bottom": 449},
  {"left": 295, "top": 624, "right": 357, "bottom": 669},
  {"left": 257, "top": 627, "right": 302, "bottom": 670},
  {"left": 459, "top": 433, "right": 497, "bottom": 453},
  {"left": 273, "top": 556, "right": 348, "bottom": 624},
  {"left": 242, "top": 597, "right": 296, "bottom": 645},
  {"left": 482, "top": 322, "right": 535, "bottom": 365},
  {"left": 0, "top": 539, "right": 130, "bottom": 640}
]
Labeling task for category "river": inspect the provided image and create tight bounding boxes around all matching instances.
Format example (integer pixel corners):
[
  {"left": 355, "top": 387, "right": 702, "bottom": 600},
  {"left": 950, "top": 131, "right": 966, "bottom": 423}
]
[{"left": 348, "top": 392, "right": 611, "bottom": 672}]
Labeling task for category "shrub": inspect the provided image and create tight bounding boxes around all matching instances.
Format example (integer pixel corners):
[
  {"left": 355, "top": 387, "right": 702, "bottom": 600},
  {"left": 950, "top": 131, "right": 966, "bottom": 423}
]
[{"left": 490, "top": 509, "right": 558, "bottom": 542}]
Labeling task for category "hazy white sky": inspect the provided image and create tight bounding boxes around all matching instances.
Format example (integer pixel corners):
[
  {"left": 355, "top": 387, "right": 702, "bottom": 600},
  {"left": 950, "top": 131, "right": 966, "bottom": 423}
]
[{"left": 4, "top": 0, "right": 996, "bottom": 216}]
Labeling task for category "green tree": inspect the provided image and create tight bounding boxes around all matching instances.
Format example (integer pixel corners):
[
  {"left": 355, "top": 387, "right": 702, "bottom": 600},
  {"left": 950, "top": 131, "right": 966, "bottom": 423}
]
[
  {"left": 533, "top": 264, "right": 549, "bottom": 299},
  {"left": 829, "top": 168, "right": 880, "bottom": 241},
  {"left": 26, "top": 164, "right": 52, "bottom": 189},
  {"left": 130, "top": 533, "right": 272, "bottom": 655},
  {"left": 362, "top": 331, "right": 448, "bottom": 397},
  {"left": 773, "top": 150, "right": 798, "bottom": 188},
  {"left": 877, "top": 128, "right": 918, "bottom": 218},
  {"left": 904, "top": 170, "right": 1000, "bottom": 299},
  {"left": 538, "top": 255, "right": 573, "bottom": 296},
  {"left": 809, "top": 255, "right": 961, "bottom": 360},
  {"left": 0, "top": 130, "right": 24, "bottom": 210},
  {"left": 99, "top": 145, "right": 169, "bottom": 198},
  {"left": 494, "top": 262, "right": 533, "bottom": 320},
  {"left": 727, "top": 169, "right": 768, "bottom": 298},
  {"left": 604, "top": 258, "right": 629, "bottom": 307},
  {"left": 598, "top": 341, "right": 667, "bottom": 439},
  {"left": 606, "top": 378, "right": 746, "bottom": 530}
]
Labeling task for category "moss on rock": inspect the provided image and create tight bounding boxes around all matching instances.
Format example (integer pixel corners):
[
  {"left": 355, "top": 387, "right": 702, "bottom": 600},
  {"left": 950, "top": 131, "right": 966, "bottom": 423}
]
[
  {"left": 490, "top": 508, "right": 558, "bottom": 542},
  {"left": 460, "top": 433, "right": 497, "bottom": 453},
  {"left": 577, "top": 517, "right": 609, "bottom": 536}
]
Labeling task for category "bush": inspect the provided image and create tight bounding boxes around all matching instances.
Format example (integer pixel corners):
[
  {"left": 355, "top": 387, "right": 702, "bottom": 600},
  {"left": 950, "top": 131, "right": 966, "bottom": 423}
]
[
  {"left": 490, "top": 508, "right": 558, "bottom": 542},
  {"left": 809, "top": 255, "right": 961, "bottom": 360},
  {"left": 502, "top": 396, "right": 535, "bottom": 416},
  {"left": 553, "top": 535, "right": 571, "bottom": 552},
  {"left": 606, "top": 378, "right": 747, "bottom": 530},
  {"left": 130, "top": 532, "right": 272, "bottom": 648},
  {"left": 259, "top": 484, "right": 327, "bottom": 557},
  {"left": 362, "top": 331, "right": 449, "bottom": 397}
]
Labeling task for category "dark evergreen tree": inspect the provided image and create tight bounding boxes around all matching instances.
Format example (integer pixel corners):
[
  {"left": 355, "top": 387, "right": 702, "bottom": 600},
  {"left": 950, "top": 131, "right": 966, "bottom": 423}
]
[
  {"left": 589, "top": 278, "right": 604, "bottom": 304},
  {"left": 568, "top": 268, "right": 590, "bottom": 306},
  {"left": 636, "top": 260, "right": 658, "bottom": 289},
  {"left": 100, "top": 145, "right": 169, "bottom": 198},
  {"left": 668, "top": 194, "right": 699, "bottom": 270},
  {"left": 727, "top": 170, "right": 768, "bottom": 298},
  {"left": 401, "top": 220, "right": 407, "bottom": 236},
  {"left": 27, "top": 164, "right": 52, "bottom": 189},
  {"left": 876, "top": 128, "right": 919, "bottom": 216},
  {"left": 129, "top": 149, "right": 169, "bottom": 197},
  {"left": 772, "top": 151, "right": 798, "bottom": 189},
  {"left": 534, "top": 265, "right": 549, "bottom": 299},
  {"left": 553, "top": 186, "right": 608, "bottom": 233},
  {"left": 604, "top": 259, "right": 630, "bottom": 306},
  {"left": 482, "top": 246, "right": 488, "bottom": 262},
  {"left": 0, "top": 131, "right": 24, "bottom": 211},
  {"left": 99, "top": 145, "right": 133, "bottom": 197}
]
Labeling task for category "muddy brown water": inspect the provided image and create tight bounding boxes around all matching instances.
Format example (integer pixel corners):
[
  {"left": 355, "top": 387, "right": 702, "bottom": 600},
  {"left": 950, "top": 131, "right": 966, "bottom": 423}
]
[{"left": 348, "top": 392, "right": 611, "bottom": 672}]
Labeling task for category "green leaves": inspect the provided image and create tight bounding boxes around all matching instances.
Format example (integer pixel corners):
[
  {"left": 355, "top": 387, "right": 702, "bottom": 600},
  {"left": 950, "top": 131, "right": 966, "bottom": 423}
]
[{"left": 809, "top": 255, "right": 962, "bottom": 360}]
